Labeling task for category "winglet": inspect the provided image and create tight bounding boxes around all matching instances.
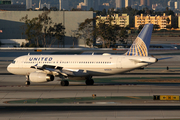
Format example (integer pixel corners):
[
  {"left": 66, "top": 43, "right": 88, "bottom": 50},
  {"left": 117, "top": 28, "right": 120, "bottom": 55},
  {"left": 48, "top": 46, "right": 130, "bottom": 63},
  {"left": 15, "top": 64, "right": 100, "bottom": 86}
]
[{"left": 125, "top": 24, "right": 153, "bottom": 57}]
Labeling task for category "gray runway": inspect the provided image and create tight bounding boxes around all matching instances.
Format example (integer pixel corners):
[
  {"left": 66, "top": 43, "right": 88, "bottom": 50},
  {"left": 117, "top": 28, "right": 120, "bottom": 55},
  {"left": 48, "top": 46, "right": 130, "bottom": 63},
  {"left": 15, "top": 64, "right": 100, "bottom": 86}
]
[
  {"left": 1, "top": 54, "right": 180, "bottom": 120},
  {"left": 0, "top": 106, "right": 180, "bottom": 120}
]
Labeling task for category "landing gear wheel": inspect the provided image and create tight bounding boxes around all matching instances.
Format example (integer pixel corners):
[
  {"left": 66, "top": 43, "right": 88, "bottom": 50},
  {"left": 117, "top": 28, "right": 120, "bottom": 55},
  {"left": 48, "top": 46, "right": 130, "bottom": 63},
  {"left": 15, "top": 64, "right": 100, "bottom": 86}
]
[
  {"left": 61, "top": 80, "right": 69, "bottom": 86},
  {"left": 25, "top": 81, "right": 30, "bottom": 85},
  {"left": 85, "top": 79, "right": 94, "bottom": 85},
  {"left": 25, "top": 75, "right": 30, "bottom": 85}
]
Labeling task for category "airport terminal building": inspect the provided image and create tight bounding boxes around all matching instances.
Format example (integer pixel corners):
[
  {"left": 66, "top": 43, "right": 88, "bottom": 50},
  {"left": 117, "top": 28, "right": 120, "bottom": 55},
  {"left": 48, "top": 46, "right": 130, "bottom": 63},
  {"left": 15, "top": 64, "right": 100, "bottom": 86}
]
[{"left": 0, "top": 11, "right": 96, "bottom": 47}]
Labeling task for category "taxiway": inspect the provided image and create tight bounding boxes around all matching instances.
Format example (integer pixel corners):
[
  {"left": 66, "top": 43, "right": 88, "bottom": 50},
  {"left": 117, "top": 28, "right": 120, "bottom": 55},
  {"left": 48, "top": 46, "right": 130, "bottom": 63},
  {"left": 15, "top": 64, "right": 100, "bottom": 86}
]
[{"left": 0, "top": 53, "right": 180, "bottom": 120}]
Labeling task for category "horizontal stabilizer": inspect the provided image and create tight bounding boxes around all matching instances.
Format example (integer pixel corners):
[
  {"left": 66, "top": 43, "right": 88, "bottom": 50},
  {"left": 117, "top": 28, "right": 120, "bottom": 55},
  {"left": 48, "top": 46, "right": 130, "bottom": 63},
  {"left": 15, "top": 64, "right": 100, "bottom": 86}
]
[
  {"left": 157, "top": 57, "right": 173, "bottom": 61},
  {"left": 129, "top": 59, "right": 157, "bottom": 64}
]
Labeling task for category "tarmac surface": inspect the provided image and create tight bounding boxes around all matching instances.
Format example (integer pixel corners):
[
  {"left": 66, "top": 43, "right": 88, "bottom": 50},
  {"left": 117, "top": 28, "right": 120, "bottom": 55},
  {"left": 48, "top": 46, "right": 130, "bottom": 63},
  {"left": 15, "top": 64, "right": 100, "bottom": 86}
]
[{"left": 0, "top": 51, "right": 180, "bottom": 120}]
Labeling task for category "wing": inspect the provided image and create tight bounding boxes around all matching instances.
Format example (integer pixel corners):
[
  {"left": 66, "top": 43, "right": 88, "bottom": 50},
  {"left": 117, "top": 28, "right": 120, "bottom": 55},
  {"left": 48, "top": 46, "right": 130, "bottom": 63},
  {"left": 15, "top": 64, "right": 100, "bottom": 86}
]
[
  {"left": 30, "top": 64, "right": 86, "bottom": 77},
  {"left": 31, "top": 64, "right": 67, "bottom": 76}
]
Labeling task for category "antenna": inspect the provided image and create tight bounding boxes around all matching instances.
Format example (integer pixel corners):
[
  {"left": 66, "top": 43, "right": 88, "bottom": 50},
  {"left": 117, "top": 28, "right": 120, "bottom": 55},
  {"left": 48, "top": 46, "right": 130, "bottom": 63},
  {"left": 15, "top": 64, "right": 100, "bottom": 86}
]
[
  {"left": 92, "top": 52, "right": 94, "bottom": 55},
  {"left": 28, "top": 53, "right": 30, "bottom": 55}
]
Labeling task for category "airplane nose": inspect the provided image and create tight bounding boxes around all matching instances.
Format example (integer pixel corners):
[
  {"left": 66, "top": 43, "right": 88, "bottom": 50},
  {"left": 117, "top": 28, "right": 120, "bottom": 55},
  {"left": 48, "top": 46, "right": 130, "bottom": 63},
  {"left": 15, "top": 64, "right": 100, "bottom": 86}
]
[{"left": 7, "top": 64, "right": 11, "bottom": 73}]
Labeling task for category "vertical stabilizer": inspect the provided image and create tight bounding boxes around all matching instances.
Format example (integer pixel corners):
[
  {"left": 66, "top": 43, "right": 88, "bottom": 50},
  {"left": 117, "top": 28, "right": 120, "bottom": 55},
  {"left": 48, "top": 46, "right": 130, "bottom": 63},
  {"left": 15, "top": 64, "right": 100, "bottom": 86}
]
[{"left": 125, "top": 24, "right": 153, "bottom": 57}]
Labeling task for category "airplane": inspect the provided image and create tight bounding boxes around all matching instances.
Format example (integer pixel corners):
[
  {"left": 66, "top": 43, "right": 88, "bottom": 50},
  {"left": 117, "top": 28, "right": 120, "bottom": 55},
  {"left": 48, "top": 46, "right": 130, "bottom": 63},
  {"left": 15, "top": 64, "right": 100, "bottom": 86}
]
[{"left": 7, "top": 24, "right": 159, "bottom": 86}]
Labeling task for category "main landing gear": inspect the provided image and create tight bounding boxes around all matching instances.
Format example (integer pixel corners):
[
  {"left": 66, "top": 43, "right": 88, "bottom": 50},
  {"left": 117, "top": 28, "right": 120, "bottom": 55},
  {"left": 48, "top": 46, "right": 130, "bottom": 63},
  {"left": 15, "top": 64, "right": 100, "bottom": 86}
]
[
  {"left": 25, "top": 75, "right": 30, "bottom": 85},
  {"left": 61, "top": 80, "right": 69, "bottom": 86},
  {"left": 85, "top": 76, "right": 94, "bottom": 85},
  {"left": 60, "top": 76, "right": 94, "bottom": 86}
]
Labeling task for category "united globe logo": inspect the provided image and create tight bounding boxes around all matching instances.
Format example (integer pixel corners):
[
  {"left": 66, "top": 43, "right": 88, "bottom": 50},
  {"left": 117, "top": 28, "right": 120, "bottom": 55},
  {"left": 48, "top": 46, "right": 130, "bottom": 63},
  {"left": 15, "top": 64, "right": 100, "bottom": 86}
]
[{"left": 125, "top": 37, "right": 148, "bottom": 57}]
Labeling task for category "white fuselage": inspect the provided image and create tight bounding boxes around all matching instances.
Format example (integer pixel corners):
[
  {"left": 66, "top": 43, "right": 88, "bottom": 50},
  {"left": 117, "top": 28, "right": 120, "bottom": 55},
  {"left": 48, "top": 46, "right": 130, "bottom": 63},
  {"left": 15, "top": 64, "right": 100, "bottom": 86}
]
[{"left": 7, "top": 55, "right": 157, "bottom": 77}]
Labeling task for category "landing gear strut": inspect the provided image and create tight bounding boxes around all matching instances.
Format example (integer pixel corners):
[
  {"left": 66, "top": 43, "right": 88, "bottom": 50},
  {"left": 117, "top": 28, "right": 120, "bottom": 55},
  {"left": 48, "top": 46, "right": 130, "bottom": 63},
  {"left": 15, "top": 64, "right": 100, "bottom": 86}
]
[
  {"left": 61, "top": 80, "right": 69, "bottom": 86},
  {"left": 85, "top": 76, "right": 94, "bottom": 85},
  {"left": 25, "top": 75, "right": 30, "bottom": 85}
]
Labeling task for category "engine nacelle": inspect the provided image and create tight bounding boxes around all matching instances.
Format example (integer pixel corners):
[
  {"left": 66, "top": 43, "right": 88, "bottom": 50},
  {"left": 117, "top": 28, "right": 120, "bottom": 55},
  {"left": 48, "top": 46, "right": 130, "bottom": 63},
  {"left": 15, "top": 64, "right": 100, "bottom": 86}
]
[{"left": 29, "top": 72, "right": 54, "bottom": 83}]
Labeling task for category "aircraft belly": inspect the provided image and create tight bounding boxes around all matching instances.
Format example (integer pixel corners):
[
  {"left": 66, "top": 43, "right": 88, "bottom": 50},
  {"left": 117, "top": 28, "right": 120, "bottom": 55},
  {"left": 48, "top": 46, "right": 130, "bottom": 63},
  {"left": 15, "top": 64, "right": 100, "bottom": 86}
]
[{"left": 84, "top": 68, "right": 129, "bottom": 76}]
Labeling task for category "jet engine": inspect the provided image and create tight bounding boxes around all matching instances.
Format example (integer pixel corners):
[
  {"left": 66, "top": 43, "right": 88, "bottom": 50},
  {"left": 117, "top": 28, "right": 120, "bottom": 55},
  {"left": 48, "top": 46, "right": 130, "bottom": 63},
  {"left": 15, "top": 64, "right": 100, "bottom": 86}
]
[{"left": 29, "top": 72, "right": 54, "bottom": 83}]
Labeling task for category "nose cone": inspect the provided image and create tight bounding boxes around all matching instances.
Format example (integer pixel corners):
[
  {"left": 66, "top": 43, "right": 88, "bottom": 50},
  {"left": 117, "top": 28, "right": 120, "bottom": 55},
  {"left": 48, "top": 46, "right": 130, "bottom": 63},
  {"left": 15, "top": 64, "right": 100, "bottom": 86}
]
[{"left": 7, "top": 64, "right": 12, "bottom": 73}]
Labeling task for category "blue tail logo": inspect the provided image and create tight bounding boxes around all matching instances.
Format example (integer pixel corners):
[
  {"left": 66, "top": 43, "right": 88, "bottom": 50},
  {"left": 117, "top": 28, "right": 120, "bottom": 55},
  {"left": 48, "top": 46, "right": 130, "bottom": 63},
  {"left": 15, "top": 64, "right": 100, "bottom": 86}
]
[{"left": 125, "top": 24, "right": 153, "bottom": 57}]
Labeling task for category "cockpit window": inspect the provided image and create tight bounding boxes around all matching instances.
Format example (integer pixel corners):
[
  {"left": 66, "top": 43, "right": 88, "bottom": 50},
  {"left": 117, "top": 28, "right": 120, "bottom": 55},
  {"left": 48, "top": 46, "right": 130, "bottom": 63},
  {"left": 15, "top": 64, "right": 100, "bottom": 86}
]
[{"left": 12, "top": 60, "right": 16, "bottom": 64}]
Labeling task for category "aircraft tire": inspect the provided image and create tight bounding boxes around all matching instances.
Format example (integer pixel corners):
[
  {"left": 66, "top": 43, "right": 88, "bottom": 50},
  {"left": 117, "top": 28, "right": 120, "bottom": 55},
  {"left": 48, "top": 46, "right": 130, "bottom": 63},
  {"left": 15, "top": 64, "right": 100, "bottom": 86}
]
[
  {"left": 25, "top": 81, "right": 30, "bottom": 85},
  {"left": 61, "top": 80, "right": 69, "bottom": 86},
  {"left": 85, "top": 79, "right": 94, "bottom": 85}
]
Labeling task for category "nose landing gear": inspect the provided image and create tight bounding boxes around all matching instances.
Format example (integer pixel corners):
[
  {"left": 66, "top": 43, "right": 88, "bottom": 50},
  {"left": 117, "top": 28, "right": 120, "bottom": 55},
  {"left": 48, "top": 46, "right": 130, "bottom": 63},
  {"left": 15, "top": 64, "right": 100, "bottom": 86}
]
[{"left": 25, "top": 75, "right": 30, "bottom": 85}]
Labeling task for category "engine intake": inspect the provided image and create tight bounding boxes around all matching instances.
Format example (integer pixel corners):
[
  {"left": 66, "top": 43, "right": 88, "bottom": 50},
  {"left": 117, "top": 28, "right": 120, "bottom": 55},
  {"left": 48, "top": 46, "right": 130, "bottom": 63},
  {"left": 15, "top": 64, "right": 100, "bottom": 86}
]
[{"left": 29, "top": 72, "right": 54, "bottom": 83}]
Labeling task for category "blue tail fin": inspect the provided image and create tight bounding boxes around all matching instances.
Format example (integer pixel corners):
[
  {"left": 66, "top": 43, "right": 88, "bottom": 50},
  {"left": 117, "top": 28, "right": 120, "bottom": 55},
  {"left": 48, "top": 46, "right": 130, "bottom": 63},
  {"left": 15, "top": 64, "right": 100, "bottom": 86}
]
[{"left": 125, "top": 24, "right": 153, "bottom": 57}]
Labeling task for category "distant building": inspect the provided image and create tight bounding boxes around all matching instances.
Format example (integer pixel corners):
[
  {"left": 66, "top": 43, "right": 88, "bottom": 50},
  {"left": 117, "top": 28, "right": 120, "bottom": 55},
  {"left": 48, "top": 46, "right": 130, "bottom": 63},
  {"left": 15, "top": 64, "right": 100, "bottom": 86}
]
[
  {"left": 26, "top": 0, "right": 32, "bottom": 10},
  {"left": 77, "top": 2, "right": 87, "bottom": 10},
  {"left": 131, "top": 4, "right": 139, "bottom": 10},
  {"left": 168, "top": 0, "right": 175, "bottom": 10},
  {"left": 77, "top": 0, "right": 100, "bottom": 11},
  {"left": 147, "top": 0, "right": 152, "bottom": 9},
  {"left": 93, "top": 0, "right": 100, "bottom": 10},
  {"left": 84, "top": 0, "right": 100, "bottom": 10},
  {"left": 178, "top": 15, "right": 180, "bottom": 29},
  {"left": 37, "top": 0, "right": 51, "bottom": 10},
  {"left": 0, "top": 11, "right": 96, "bottom": 47},
  {"left": 152, "top": 4, "right": 166, "bottom": 11},
  {"left": 96, "top": 14, "right": 133, "bottom": 28},
  {"left": 84, "top": 0, "right": 90, "bottom": 10},
  {"left": 0, "top": 0, "right": 11, "bottom": 4},
  {"left": 140, "top": 0, "right": 147, "bottom": 6},
  {"left": 116, "top": 0, "right": 125, "bottom": 9},
  {"left": 38, "top": 0, "right": 41, "bottom": 9},
  {"left": 125, "top": 0, "right": 131, "bottom": 8},
  {"left": 174, "top": 1, "right": 180, "bottom": 9},
  {"left": 0, "top": 0, "right": 26, "bottom": 11},
  {"left": 40, "top": 3, "right": 50, "bottom": 9},
  {"left": 135, "top": 13, "right": 175, "bottom": 30},
  {"left": 11, "top": 0, "right": 15, "bottom": 4},
  {"left": 99, "top": 3, "right": 110, "bottom": 11},
  {"left": 0, "top": 39, "right": 28, "bottom": 47},
  {"left": 140, "top": 0, "right": 152, "bottom": 9},
  {"left": 59, "top": 0, "right": 69, "bottom": 10}
]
